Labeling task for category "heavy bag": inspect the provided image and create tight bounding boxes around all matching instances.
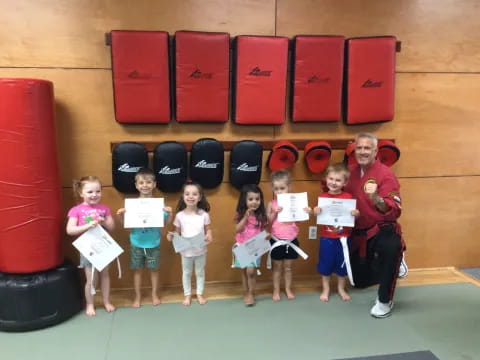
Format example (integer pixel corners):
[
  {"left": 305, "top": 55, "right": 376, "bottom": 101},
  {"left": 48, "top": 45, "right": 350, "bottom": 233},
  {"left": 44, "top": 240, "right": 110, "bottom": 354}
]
[
  {"left": 230, "top": 140, "right": 263, "bottom": 190},
  {"left": 112, "top": 142, "right": 148, "bottom": 193},
  {"left": 175, "top": 31, "right": 230, "bottom": 122},
  {"left": 153, "top": 141, "right": 188, "bottom": 192},
  {"left": 189, "top": 138, "right": 224, "bottom": 189},
  {"left": 110, "top": 30, "right": 171, "bottom": 123},
  {"left": 0, "top": 78, "right": 62, "bottom": 273},
  {"left": 292, "top": 36, "right": 345, "bottom": 122}
]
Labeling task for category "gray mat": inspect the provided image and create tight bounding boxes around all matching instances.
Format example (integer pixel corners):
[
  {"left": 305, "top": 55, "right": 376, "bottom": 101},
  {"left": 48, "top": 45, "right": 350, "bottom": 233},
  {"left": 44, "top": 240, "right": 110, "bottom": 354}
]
[
  {"left": 461, "top": 267, "right": 480, "bottom": 280},
  {"left": 337, "top": 350, "right": 439, "bottom": 360},
  {"left": 1, "top": 283, "right": 479, "bottom": 360}
]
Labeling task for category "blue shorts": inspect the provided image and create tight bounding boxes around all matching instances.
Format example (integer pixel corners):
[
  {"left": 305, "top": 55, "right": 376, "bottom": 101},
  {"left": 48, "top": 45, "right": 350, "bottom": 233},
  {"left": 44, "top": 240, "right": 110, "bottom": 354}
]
[{"left": 317, "top": 237, "right": 350, "bottom": 277}]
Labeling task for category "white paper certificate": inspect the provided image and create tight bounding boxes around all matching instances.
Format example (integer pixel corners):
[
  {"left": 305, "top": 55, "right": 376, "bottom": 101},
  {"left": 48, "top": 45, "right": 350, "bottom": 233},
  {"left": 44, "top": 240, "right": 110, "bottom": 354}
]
[
  {"left": 171, "top": 232, "right": 206, "bottom": 253},
  {"left": 124, "top": 198, "right": 164, "bottom": 228},
  {"left": 276, "top": 192, "right": 309, "bottom": 222},
  {"left": 232, "top": 231, "right": 270, "bottom": 268},
  {"left": 316, "top": 198, "right": 357, "bottom": 227},
  {"left": 73, "top": 226, "right": 124, "bottom": 271}
]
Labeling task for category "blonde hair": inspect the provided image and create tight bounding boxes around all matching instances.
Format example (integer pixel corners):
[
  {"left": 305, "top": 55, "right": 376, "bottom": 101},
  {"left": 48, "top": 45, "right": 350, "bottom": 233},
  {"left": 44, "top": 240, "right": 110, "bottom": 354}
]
[
  {"left": 325, "top": 163, "right": 350, "bottom": 182},
  {"left": 73, "top": 176, "right": 101, "bottom": 198},
  {"left": 270, "top": 169, "right": 292, "bottom": 185}
]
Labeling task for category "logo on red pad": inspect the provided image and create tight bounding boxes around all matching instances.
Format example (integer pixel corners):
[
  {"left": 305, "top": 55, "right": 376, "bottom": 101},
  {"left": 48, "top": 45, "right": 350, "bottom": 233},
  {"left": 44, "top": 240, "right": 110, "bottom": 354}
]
[
  {"left": 307, "top": 75, "right": 330, "bottom": 84},
  {"left": 190, "top": 69, "right": 213, "bottom": 79},
  {"left": 249, "top": 67, "right": 272, "bottom": 76},
  {"left": 362, "top": 79, "right": 383, "bottom": 88}
]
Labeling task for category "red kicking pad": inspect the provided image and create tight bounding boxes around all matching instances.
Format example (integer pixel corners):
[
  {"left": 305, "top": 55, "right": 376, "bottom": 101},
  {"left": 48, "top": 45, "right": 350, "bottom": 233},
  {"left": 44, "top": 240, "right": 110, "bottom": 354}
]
[
  {"left": 175, "top": 31, "right": 230, "bottom": 122},
  {"left": 344, "top": 36, "right": 397, "bottom": 124},
  {"left": 233, "top": 35, "right": 289, "bottom": 125},
  {"left": 110, "top": 30, "right": 171, "bottom": 124},
  {"left": 292, "top": 36, "right": 345, "bottom": 122}
]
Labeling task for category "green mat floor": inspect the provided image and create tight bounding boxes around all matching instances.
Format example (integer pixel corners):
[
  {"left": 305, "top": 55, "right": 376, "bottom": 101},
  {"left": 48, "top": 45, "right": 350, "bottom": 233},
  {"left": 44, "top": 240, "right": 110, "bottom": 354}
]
[{"left": 1, "top": 283, "right": 479, "bottom": 360}]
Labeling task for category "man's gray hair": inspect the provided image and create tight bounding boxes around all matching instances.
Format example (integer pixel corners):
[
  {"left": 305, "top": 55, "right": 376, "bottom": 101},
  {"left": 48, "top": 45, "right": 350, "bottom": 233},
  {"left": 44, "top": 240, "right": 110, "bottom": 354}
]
[{"left": 355, "top": 133, "right": 378, "bottom": 148}]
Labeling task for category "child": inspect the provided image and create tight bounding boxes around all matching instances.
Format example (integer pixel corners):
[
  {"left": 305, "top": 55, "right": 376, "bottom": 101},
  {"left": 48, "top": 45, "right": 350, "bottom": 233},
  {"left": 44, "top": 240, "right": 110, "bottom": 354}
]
[
  {"left": 233, "top": 184, "right": 268, "bottom": 306},
  {"left": 167, "top": 182, "right": 213, "bottom": 306},
  {"left": 116, "top": 168, "right": 172, "bottom": 308},
  {"left": 313, "top": 163, "right": 360, "bottom": 302},
  {"left": 267, "top": 169, "right": 308, "bottom": 301},
  {"left": 66, "top": 176, "right": 115, "bottom": 316}
]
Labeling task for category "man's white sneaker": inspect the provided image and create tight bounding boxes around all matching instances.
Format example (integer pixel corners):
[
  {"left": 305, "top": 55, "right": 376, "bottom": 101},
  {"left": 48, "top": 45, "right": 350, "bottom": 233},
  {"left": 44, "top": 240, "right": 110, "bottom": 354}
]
[
  {"left": 398, "top": 252, "right": 408, "bottom": 278},
  {"left": 370, "top": 300, "right": 394, "bottom": 318}
]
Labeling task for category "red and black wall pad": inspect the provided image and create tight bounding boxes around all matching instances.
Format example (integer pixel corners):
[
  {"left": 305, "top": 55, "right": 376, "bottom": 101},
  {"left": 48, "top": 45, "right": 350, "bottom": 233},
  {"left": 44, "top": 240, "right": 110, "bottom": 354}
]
[
  {"left": 110, "top": 30, "right": 171, "bottom": 124},
  {"left": 292, "top": 36, "right": 345, "bottom": 122},
  {"left": 267, "top": 140, "right": 299, "bottom": 171},
  {"left": 232, "top": 35, "right": 289, "bottom": 125},
  {"left": 174, "top": 31, "right": 230, "bottom": 122},
  {"left": 344, "top": 36, "right": 398, "bottom": 124}
]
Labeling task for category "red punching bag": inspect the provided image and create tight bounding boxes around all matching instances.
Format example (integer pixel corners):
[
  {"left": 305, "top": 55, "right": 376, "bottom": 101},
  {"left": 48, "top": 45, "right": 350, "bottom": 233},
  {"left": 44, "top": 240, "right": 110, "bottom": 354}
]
[{"left": 0, "top": 78, "right": 62, "bottom": 273}]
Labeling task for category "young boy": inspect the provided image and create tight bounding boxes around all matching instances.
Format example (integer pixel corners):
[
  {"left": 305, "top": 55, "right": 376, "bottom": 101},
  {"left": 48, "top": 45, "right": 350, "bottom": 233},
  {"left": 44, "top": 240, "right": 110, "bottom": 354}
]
[
  {"left": 313, "top": 163, "right": 359, "bottom": 302},
  {"left": 117, "top": 168, "right": 172, "bottom": 307}
]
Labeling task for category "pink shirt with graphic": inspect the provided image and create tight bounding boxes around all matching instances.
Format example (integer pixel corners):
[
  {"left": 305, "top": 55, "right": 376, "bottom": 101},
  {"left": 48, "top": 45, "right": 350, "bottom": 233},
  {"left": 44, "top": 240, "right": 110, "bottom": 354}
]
[
  {"left": 270, "top": 199, "right": 299, "bottom": 240},
  {"left": 67, "top": 203, "right": 111, "bottom": 225},
  {"left": 235, "top": 215, "right": 262, "bottom": 244}
]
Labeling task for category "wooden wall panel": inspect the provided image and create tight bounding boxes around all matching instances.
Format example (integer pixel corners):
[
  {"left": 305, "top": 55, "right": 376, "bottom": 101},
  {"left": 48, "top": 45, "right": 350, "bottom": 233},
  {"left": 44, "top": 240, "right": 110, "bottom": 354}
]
[
  {"left": 400, "top": 176, "right": 480, "bottom": 269},
  {"left": 0, "top": 0, "right": 275, "bottom": 68},
  {"left": 276, "top": 0, "right": 480, "bottom": 72}
]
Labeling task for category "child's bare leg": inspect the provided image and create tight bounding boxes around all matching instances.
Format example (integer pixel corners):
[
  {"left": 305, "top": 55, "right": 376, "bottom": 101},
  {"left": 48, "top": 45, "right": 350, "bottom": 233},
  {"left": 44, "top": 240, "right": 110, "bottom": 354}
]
[
  {"left": 320, "top": 275, "right": 330, "bottom": 302},
  {"left": 241, "top": 269, "right": 249, "bottom": 304},
  {"left": 272, "top": 260, "right": 282, "bottom": 301},
  {"left": 84, "top": 267, "right": 96, "bottom": 316},
  {"left": 100, "top": 266, "right": 115, "bottom": 312},
  {"left": 132, "top": 269, "right": 142, "bottom": 307},
  {"left": 284, "top": 260, "right": 295, "bottom": 300},
  {"left": 337, "top": 276, "right": 351, "bottom": 301},
  {"left": 150, "top": 270, "right": 161, "bottom": 305},
  {"left": 245, "top": 267, "right": 257, "bottom": 305}
]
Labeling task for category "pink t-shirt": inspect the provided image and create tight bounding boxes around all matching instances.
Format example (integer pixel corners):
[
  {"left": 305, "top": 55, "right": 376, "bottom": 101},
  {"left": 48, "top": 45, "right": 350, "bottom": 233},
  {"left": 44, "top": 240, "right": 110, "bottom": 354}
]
[
  {"left": 173, "top": 209, "right": 211, "bottom": 257},
  {"left": 270, "top": 199, "right": 299, "bottom": 240},
  {"left": 67, "top": 203, "right": 111, "bottom": 225},
  {"left": 235, "top": 216, "right": 262, "bottom": 244}
]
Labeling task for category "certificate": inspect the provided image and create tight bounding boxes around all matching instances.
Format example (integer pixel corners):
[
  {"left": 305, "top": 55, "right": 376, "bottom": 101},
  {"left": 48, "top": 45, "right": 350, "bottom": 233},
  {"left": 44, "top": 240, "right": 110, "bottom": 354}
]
[
  {"left": 276, "top": 192, "right": 309, "bottom": 222},
  {"left": 316, "top": 198, "right": 357, "bottom": 227},
  {"left": 73, "top": 226, "right": 124, "bottom": 271},
  {"left": 232, "top": 231, "right": 270, "bottom": 268},
  {"left": 124, "top": 198, "right": 164, "bottom": 228},
  {"left": 171, "top": 232, "right": 206, "bottom": 253}
]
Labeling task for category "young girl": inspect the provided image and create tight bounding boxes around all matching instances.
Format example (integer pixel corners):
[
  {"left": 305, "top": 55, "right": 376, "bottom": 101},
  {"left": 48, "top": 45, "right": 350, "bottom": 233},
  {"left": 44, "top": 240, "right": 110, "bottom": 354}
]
[
  {"left": 267, "top": 170, "right": 308, "bottom": 301},
  {"left": 168, "top": 182, "right": 212, "bottom": 306},
  {"left": 233, "top": 184, "right": 268, "bottom": 306},
  {"left": 66, "top": 176, "right": 115, "bottom": 316},
  {"left": 313, "top": 163, "right": 360, "bottom": 302}
]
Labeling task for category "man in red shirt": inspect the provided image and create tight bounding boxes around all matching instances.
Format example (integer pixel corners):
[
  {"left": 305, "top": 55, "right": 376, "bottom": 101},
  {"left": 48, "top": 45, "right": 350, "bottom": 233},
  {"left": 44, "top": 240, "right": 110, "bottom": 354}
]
[{"left": 344, "top": 133, "right": 404, "bottom": 318}]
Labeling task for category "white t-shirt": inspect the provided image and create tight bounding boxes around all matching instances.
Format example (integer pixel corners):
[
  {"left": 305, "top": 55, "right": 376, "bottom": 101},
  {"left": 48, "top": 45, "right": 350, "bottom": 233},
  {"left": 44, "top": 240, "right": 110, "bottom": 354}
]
[{"left": 173, "top": 209, "right": 211, "bottom": 257}]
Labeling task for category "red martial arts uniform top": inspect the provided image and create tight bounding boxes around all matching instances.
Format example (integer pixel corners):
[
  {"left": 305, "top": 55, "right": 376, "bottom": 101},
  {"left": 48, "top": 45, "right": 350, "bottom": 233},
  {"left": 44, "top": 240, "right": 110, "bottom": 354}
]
[{"left": 344, "top": 160, "right": 402, "bottom": 256}]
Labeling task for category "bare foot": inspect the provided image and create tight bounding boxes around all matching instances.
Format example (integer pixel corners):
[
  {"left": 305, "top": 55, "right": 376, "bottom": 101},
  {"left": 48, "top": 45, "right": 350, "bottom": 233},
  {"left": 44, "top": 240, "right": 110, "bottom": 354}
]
[
  {"left": 85, "top": 304, "right": 96, "bottom": 317},
  {"left": 244, "top": 293, "right": 255, "bottom": 306},
  {"left": 286, "top": 290, "right": 296, "bottom": 300},
  {"left": 104, "top": 303, "right": 116, "bottom": 312},
  {"left": 338, "top": 289, "right": 351, "bottom": 301},
  {"left": 132, "top": 299, "right": 141, "bottom": 308},
  {"left": 272, "top": 292, "right": 281, "bottom": 302},
  {"left": 152, "top": 295, "right": 161, "bottom": 306},
  {"left": 183, "top": 296, "right": 191, "bottom": 306},
  {"left": 197, "top": 294, "right": 207, "bottom": 305},
  {"left": 320, "top": 291, "right": 329, "bottom": 302}
]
